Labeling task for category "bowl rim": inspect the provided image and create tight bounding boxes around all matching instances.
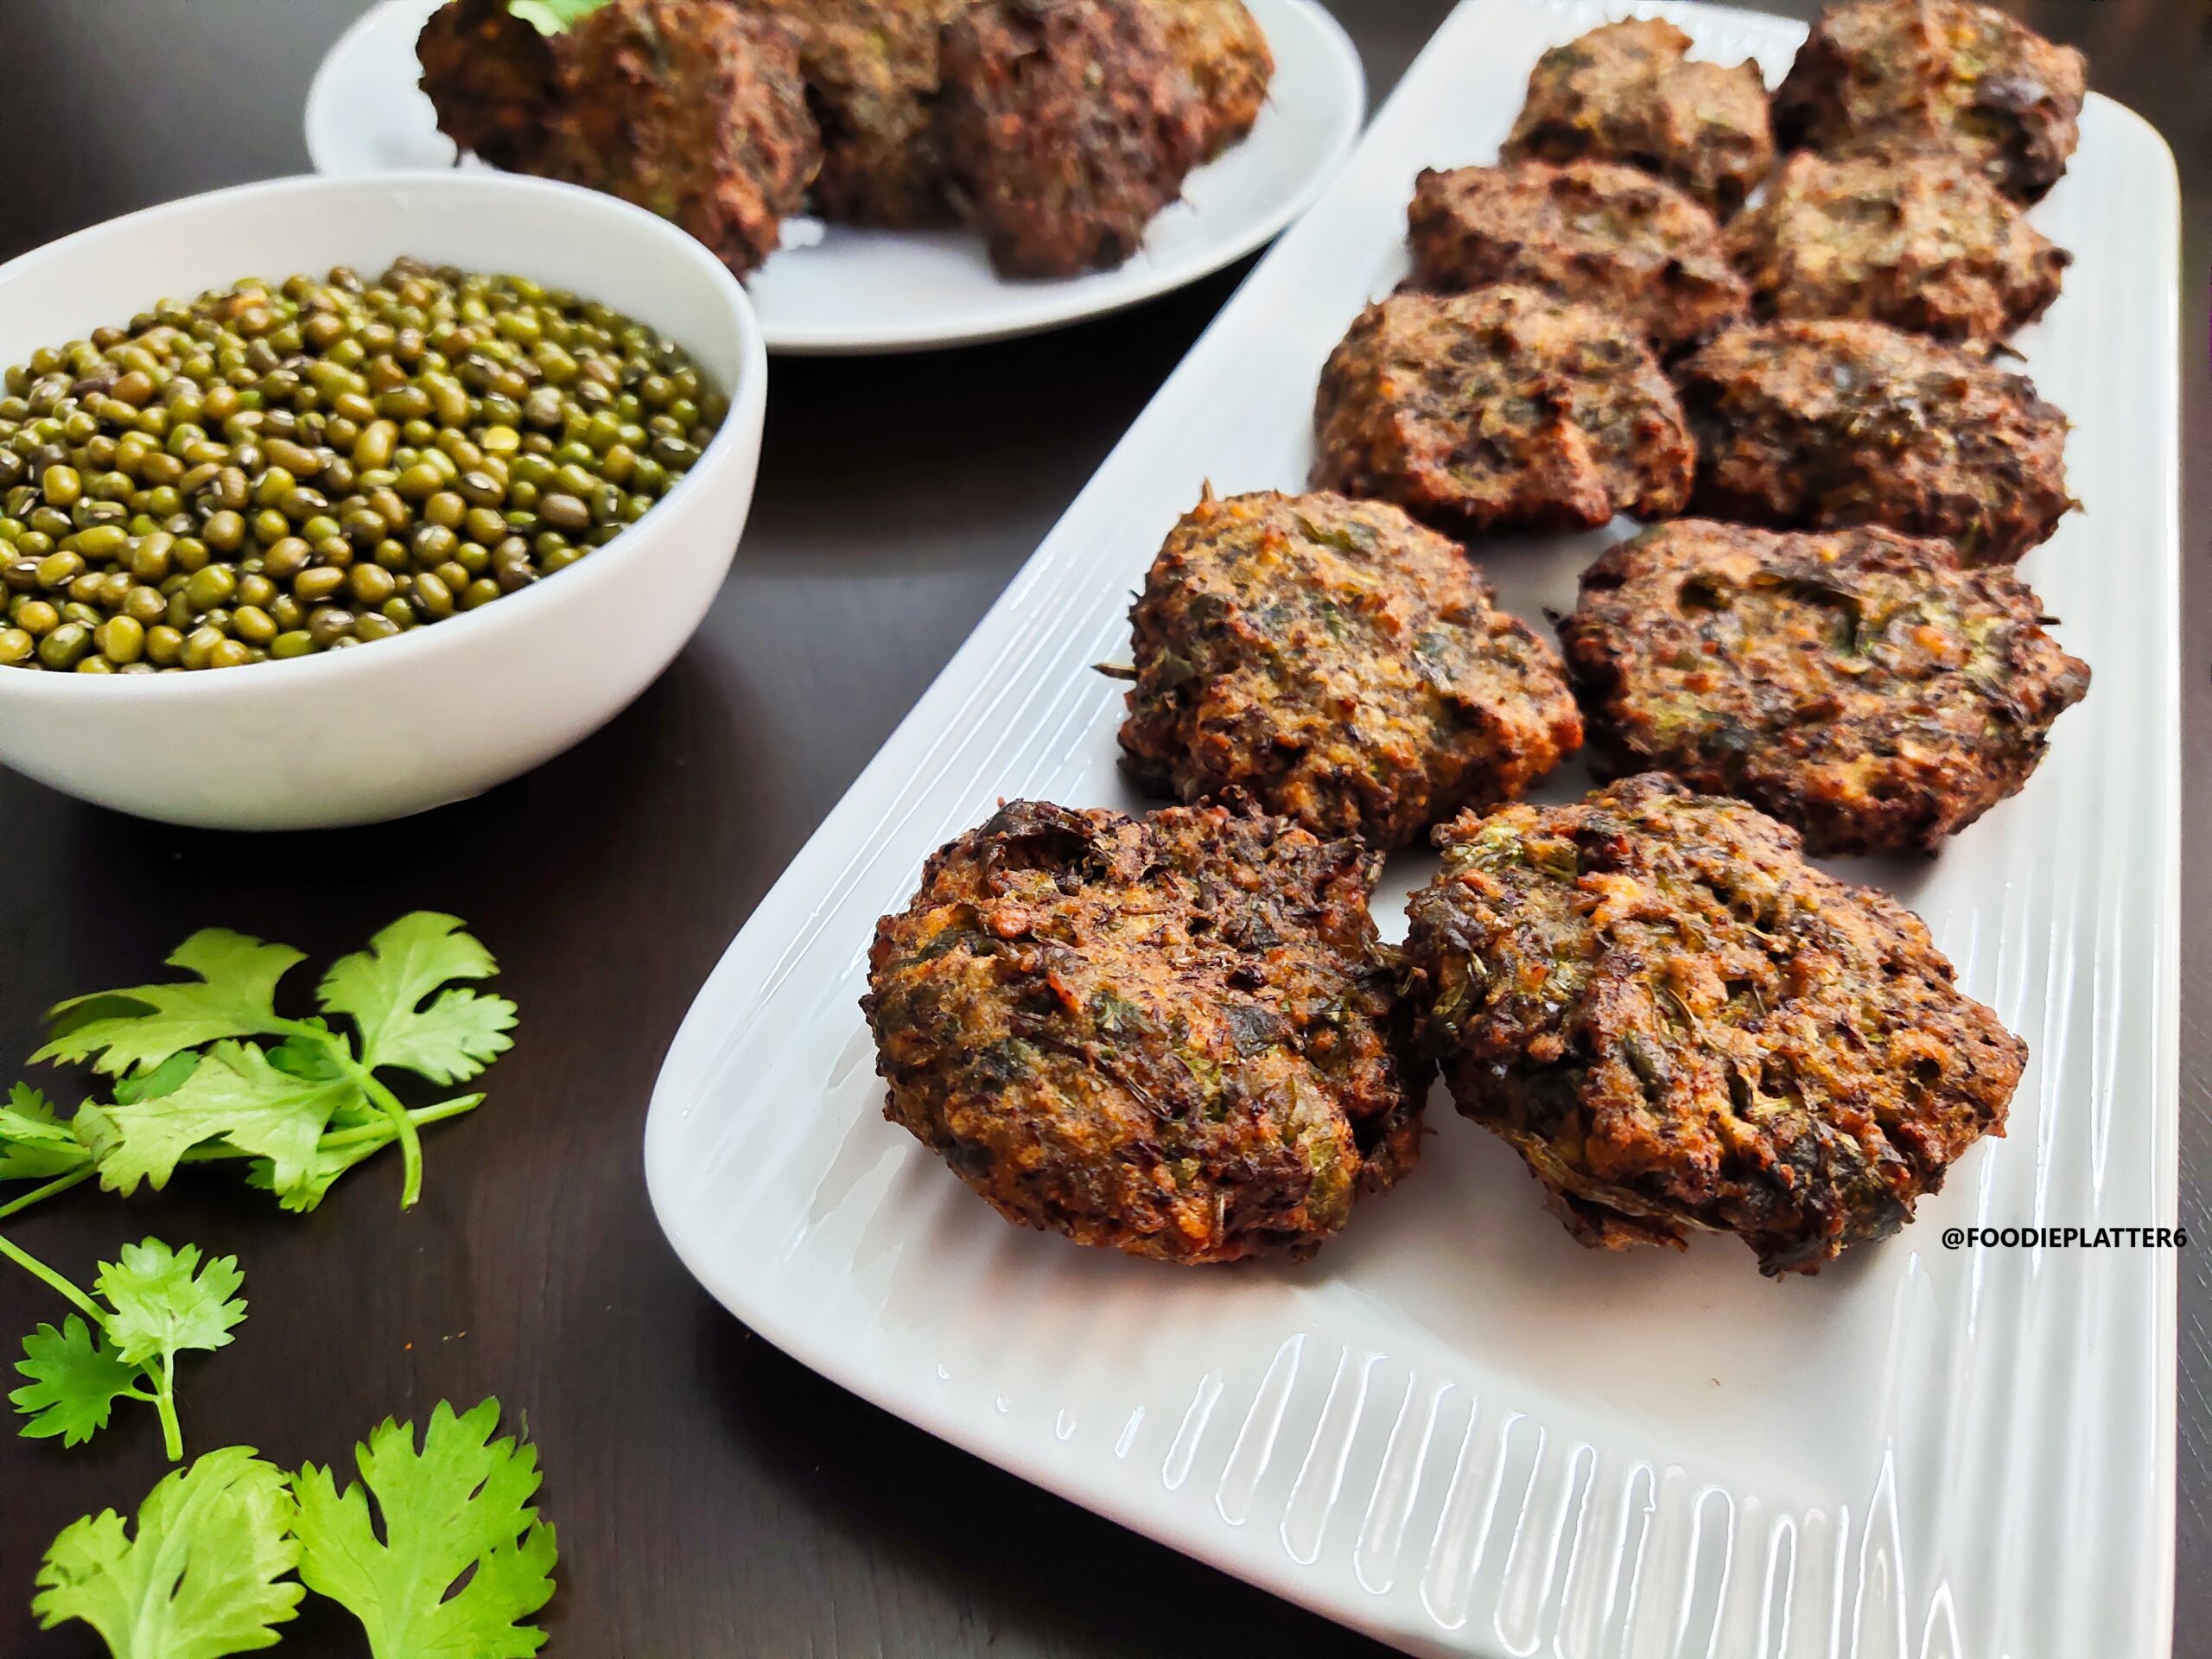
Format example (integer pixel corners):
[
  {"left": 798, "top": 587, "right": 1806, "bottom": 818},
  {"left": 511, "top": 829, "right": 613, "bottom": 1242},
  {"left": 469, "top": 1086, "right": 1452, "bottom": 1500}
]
[{"left": 0, "top": 169, "right": 767, "bottom": 704}]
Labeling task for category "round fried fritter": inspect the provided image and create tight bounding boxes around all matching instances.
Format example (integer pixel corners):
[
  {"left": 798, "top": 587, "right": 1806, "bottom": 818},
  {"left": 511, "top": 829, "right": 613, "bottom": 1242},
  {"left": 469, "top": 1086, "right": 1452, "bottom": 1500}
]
[
  {"left": 1402, "top": 773, "right": 2024, "bottom": 1275},
  {"left": 939, "top": 0, "right": 1208, "bottom": 278},
  {"left": 1408, "top": 159, "right": 1747, "bottom": 355},
  {"left": 1725, "top": 150, "right": 2069, "bottom": 341},
  {"left": 1500, "top": 19, "right": 1775, "bottom": 219},
  {"left": 416, "top": 0, "right": 562, "bottom": 174},
  {"left": 742, "top": 0, "right": 975, "bottom": 226},
  {"left": 1118, "top": 491, "right": 1583, "bottom": 850},
  {"left": 543, "top": 0, "right": 823, "bottom": 279},
  {"left": 1138, "top": 0, "right": 1274, "bottom": 159},
  {"left": 1557, "top": 520, "right": 2089, "bottom": 855},
  {"left": 1312, "top": 287, "right": 1695, "bottom": 536},
  {"left": 865, "top": 798, "right": 1423, "bottom": 1263},
  {"left": 1672, "top": 319, "right": 2071, "bottom": 563},
  {"left": 1773, "top": 0, "right": 2087, "bottom": 203}
]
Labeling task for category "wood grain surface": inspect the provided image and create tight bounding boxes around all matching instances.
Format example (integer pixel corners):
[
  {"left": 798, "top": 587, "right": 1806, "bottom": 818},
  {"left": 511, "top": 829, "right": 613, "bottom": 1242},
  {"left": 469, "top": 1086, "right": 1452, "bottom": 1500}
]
[{"left": 0, "top": 3, "right": 2201, "bottom": 1655}]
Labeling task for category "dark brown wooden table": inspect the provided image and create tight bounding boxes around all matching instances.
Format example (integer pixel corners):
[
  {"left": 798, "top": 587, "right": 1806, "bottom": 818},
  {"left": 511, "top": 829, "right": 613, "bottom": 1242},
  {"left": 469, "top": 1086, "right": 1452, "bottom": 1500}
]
[{"left": 0, "top": 3, "right": 2202, "bottom": 1654}]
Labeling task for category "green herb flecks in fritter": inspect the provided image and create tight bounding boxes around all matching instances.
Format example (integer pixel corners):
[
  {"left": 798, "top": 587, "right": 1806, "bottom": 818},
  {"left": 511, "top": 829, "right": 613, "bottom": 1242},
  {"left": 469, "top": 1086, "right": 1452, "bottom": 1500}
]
[
  {"left": 865, "top": 798, "right": 1422, "bottom": 1263},
  {"left": 1408, "top": 158, "right": 1747, "bottom": 354},
  {"left": 1557, "top": 520, "right": 2088, "bottom": 855},
  {"left": 938, "top": 0, "right": 1208, "bottom": 278},
  {"left": 1672, "top": 318, "right": 2071, "bottom": 563},
  {"left": 1313, "top": 287, "right": 1694, "bottom": 536},
  {"left": 1118, "top": 489, "right": 1581, "bottom": 850},
  {"left": 1402, "top": 773, "right": 2024, "bottom": 1275},
  {"left": 1138, "top": 0, "right": 1273, "bottom": 159},
  {"left": 1725, "top": 150, "right": 2069, "bottom": 341},
  {"left": 1773, "top": 0, "right": 2086, "bottom": 203},
  {"left": 1502, "top": 18, "right": 1775, "bottom": 219},
  {"left": 743, "top": 0, "right": 976, "bottom": 226}
]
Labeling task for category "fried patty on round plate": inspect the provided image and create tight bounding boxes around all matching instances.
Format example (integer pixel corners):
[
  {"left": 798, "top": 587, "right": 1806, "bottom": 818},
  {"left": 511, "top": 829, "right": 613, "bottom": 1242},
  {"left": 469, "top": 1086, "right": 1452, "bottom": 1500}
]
[
  {"left": 417, "top": 0, "right": 563, "bottom": 174},
  {"left": 1313, "top": 287, "right": 1695, "bottom": 535},
  {"left": 743, "top": 0, "right": 975, "bottom": 226},
  {"left": 1408, "top": 159, "right": 1746, "bottom": 354},
  {"left": 1725, "top": 150, "right": 2069, "bottom": 341},
  {"left": 1118, "top": 490, "right": 1582, "bottom": 850},
  {"left": 1673, "top": 319, "right": 2071, "bottom": 563},
  {"left": 1501, "top": 18, "right": 1775, "bottom": 219},
  {"left": 544, "top": 0, "right": 823, "bottom": 278},
  {"left": 1557, "top": 520, "right": 2089, "bottom": 855},
  {"left": 866, "top": 797, "right": 1423, "bottom": 1262},
  {"left": 939, "top": 0, "right": 1208, "bottom": 277},
  {"left": 1773, "top": 0, "right": 2086, "bottom": 203},
  {"left": 1140, "top": 0, "right": 1273, "bottom": 159},
  {"left": 1402, "top": 773, "right": 2024, "bottom": 1274}
]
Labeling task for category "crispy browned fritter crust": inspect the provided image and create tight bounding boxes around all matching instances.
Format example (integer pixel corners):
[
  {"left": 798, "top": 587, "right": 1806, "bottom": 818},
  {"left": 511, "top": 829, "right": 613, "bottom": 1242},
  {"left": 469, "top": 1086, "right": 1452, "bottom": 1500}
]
[
  {"left": 417, "top": 0, "right": 563, "bottom": 173},
  {"left": 1725, "top": 150, "right": 2069, "bottom": 341},
  {"left": 1139, "top": 0, "right": 1274, "bottom": 159},
  {"left": 1557, "top": 521, "right": 2089, "bottom": 855},
  {"left": 864, "top": 798, "right": 1423, "bottom": 1262},
  {"left": 743, "top": 0, "right": 975, "bottom": 226},
  {"left": 1118, "top": 491, "right": 1583, "bottom": 850},
  {"left": 1773, "top": 0, "right": 2086, "bottom": 203},
  {"left": 1313, "top": 287, "right": 1695, "bottom": 536},
  {"left": 1501, "top": 19, "right": 1775, "bottom": 219},
  {"left": 939, "top": 0, "right": 1207, "bottom": 277},
  {"left": 1672, "top": 320, "right": 2071, "bottom": 563},
  {"left": 1402, "top": 773, "right": 2024, "bottom": 1274},
  {"left": 543, "top": 0, "right": 823, "bottom": 279},
  {"left": 1408, "top": 159, "right": 1747, "bottom": 355}
]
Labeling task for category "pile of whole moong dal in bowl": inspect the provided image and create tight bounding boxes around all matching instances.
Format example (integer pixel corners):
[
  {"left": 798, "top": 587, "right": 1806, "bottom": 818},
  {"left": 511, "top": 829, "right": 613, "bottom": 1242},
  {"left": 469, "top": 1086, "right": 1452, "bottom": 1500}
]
[{"left": 0, "top": 258, "right": 727, "bottom": 674}]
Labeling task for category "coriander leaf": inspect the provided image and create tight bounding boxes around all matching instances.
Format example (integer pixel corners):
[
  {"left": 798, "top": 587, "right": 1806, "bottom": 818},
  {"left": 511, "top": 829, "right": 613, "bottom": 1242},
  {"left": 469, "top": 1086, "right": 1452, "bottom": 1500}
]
[
  {"left": 295, "top": 1397, "right": 556, "bottom": 1659},
  {"left": 11, "top": 1317, "right": 142, "bottom": 1446},
  {"left": 37, "top": 931, "right": 307, "bottom": 1080},
  {"left": 0, "top": 1084, "right": 91, "bottom": 1184},
  {"left": 35, "top": 1445, "right": 302, "bottom": 1659},
  {"left": 98, "top": 1241, "right": 247, "bottom": 1370},
  {"left": 507, "top": 0, "right": 607, "bottom": 34},
  {"left": 114, "top": 1052, "right": 207, "bottom": 1106},
  {"left": 248, "top": 1091, "right": 486, "bottom": 1213},
  {"left": 316, "top": 913, "right": 518, "bottom": 1086},
  {"left": 245, "top": 1139, "right": 381, "bottom": 1215},
  {"left": 94, "top": 1042, "right": 360, "bottom": 1201},
  {"left": 96, "top": 1240, "right": 247, "bottom": 1462}
]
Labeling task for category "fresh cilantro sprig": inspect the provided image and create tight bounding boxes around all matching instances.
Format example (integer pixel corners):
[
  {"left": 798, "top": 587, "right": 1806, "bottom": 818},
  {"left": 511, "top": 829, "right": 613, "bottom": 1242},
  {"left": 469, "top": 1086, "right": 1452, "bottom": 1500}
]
[
  {"left": 34, "top": 1445, "right": 303, "bottom": 1657},
  {"left": 296, "top": 1397, "right": 557, "bottom": 1658},
  {"left": 33, "top": 1400, "right": 556, "bottom": 1659},
  {"left": 14, "top": 912, "right": 516, "bottom": 1212},
  {"left": 506, "top": 0, "right": 606, "bottom": 35},
  {"left": 6, "top": 1236, "right": 246, "bottom": 1460}
]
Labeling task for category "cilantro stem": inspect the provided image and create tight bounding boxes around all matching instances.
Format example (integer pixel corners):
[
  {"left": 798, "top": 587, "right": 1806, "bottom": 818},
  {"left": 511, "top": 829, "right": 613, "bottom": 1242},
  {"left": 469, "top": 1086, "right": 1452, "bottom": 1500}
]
[
  {"left": 270, "top": 1019, "right": 426, "bottom": 1208},
  {"left": 317, "top": 1094, "right": 483, "bottom": 1151},
  {"left": 0, "top": 1166, "right": 93, "bottom": 1221},
  {"left": 354, "top": 1073, "right": 423, "bottom": 1208},
  {"left": 151, "top": 1351, "right": 181, "bottom": 1460},
  {"left": 0, "top": 1230, "right": 104, "bottom": 1325}
]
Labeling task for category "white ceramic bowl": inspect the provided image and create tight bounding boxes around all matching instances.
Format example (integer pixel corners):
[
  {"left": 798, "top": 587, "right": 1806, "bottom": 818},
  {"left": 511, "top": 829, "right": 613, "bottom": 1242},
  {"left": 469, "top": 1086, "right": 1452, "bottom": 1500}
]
[{"left": 0, "top": 172, "right": 767, "bottom": 830}]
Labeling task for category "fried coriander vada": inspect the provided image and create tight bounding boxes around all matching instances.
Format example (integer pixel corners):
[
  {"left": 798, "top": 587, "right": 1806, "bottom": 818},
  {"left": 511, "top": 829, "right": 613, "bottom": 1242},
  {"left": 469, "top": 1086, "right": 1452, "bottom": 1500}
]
[
  {"left": 866, "top": 798, "right": 1425, "bottom": 1262},
  {"left": 1672, "top": 318, "right": 2072, "bottom": 562},
  {"left": 1117, "top": 489, "right": 1581, "bottom": 850},
  {"left": 1402, "top": 773, "right": 2024, "bottom": 1274},
  {"left": 1557, "top": 520, "right": 2089, "bottom": 855},
  {"left": 1502, "top": 18, "right": 1775, "bottom": 219},
  {"left": 1313, "top": 287, "right": 1694, "bottom": 535},
  {"left": 1773, "top": 0, "right": 2086, "bottom": 203},
  {"left": 1407, "top": 159, "right": 1747, "bottom": 355}
]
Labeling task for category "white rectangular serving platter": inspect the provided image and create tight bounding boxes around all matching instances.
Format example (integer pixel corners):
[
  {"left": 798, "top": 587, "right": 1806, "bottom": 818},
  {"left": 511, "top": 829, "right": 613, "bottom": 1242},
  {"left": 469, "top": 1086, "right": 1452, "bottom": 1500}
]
[{"left": 645, "top": 3, "right": 2182, "bottom": 1653}]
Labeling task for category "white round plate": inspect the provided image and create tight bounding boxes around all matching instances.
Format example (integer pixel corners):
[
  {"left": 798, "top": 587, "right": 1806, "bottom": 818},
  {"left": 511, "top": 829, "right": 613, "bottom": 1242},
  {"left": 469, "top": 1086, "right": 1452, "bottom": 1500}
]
[{"left": 306, "top": 0, "right": 1364, "bottom": 353}]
